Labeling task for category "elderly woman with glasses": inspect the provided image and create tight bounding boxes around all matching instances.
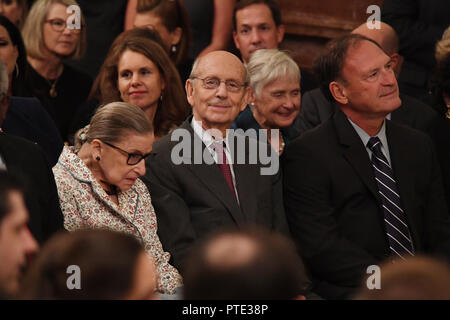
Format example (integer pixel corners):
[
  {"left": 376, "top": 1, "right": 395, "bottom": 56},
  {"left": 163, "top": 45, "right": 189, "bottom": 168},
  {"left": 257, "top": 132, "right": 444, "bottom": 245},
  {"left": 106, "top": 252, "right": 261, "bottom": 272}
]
[
  {"left": 233, "top": 49, "right": 301, "bottom": 156},
  {"left": 21, "top": 0, "right": 92, "bottom": 142},
  {"left": 52, "top": 102, "right": 183, "bottom": 295}
]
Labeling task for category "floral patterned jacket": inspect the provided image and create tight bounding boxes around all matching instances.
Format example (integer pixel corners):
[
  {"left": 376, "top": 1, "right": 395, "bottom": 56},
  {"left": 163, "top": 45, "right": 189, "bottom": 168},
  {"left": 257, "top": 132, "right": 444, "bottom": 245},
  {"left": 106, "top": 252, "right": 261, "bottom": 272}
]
[{"left": 53, "top": 146, "right": 182, "bottom": 294}]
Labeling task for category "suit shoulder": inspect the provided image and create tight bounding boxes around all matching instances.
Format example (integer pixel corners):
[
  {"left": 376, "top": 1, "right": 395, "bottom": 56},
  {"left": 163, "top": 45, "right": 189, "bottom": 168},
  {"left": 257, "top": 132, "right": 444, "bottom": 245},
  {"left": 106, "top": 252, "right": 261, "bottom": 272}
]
[
  {"left": 0, "top": 132, "right": 46, "bottom": 154},
  {"left": 291, "top": 117, "right": 336, "bottom": 148}
]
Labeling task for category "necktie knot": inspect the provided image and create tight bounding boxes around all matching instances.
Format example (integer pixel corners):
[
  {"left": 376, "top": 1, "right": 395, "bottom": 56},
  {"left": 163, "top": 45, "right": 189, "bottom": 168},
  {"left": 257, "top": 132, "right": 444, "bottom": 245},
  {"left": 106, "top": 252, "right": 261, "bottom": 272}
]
[{"left": 367, "top": 137, "right": 382, "bottom": 152}]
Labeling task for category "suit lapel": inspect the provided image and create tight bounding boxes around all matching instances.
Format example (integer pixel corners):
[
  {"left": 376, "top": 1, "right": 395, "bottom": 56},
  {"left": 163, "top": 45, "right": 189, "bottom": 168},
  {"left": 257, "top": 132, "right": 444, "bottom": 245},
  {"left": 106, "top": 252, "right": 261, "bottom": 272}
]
[
  {"left": 179, "top": 120, "right": 245, "bottom": 225},
  {"left": 333, "top": 110, "right": 380, "bottom": 202},
  {"left": 385, "top": 121, "right": 420, "bottom": 245},
  {"left": 229, "top": 133, "right": 260, "bottom": 224}
]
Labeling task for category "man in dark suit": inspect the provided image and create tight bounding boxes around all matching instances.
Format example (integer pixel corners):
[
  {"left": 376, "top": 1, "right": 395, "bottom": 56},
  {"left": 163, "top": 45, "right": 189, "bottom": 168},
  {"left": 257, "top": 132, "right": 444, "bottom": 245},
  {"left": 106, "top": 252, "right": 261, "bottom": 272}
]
[
  {"left": 143, "top": 50, "right": 289, "bottom": 272},
  {"left": 284, "top": 34, "right": 450, "bottom": 299},
  {"left": 297, "top": 22, "right": 450, "bottom": 211},
  {"left": 297, "top": 22, "right": 439, "bottom": 136},
  {"left": 0, "top": 61, "right": 64, "bottom": 245}
]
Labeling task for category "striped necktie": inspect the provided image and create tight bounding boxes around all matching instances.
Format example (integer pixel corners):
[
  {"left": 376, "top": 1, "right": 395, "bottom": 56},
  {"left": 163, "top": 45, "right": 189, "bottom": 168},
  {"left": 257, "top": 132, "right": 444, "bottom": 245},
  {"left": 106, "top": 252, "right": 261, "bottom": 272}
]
[{"left": 367, "top": 137, "right": 414, "bottom": 260}]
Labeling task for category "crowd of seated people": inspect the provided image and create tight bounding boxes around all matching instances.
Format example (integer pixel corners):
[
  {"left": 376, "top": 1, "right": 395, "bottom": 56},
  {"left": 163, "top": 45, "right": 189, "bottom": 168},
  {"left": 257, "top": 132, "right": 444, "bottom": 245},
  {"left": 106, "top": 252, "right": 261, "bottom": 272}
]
[{"left": 0, "top": 0, "right": 449, "bottom": 301}]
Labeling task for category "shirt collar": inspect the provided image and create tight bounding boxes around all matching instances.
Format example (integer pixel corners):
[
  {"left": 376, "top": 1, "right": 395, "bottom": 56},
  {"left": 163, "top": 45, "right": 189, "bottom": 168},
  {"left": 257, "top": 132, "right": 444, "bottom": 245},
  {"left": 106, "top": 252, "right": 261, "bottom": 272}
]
[
  {"left": 347, "top": 117, "right": 388, "bottom": 149},
  {"left": 191, "top": 117, "right": 229, "bottom": 148}
]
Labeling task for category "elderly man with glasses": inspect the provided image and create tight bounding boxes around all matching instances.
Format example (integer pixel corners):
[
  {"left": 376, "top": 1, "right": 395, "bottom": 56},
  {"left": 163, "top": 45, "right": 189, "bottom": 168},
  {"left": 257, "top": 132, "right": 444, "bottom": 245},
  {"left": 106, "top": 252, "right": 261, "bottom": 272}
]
[{"left": 142, "top": 51, "right": 291, "bottom": 274}]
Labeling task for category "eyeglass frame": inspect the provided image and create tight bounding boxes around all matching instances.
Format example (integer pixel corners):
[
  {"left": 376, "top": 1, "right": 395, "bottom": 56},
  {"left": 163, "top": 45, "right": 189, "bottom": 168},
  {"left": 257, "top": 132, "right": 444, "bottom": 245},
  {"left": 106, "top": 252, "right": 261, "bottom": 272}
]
[
  {"left": 101, "top": 141, "right": 150, "bottom": 166},
  {"left": 44, "top": 18, "right": 83, "bottom": 33},
  {"left": 190, "top": 76, "right": 247, "bottom": 93}
]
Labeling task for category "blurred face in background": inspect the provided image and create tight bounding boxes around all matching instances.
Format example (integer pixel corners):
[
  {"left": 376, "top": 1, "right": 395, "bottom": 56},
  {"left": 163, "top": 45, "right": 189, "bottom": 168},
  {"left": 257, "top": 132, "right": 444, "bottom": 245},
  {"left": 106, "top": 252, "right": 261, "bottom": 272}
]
[
  {"left": 0, "top": 191, "right": 38, "bottom": 297},
  {"left": 134, "top": 11, "right": 181, "bottom": 52},
  {"left": 42, "top": 3, "right": 80, "bottom": 58},
  {"left": 0, "top": 24, "right": 18, "bottom": 76},
  {"left": 0, "top": 0, "right": 24, "bottom": 26}
]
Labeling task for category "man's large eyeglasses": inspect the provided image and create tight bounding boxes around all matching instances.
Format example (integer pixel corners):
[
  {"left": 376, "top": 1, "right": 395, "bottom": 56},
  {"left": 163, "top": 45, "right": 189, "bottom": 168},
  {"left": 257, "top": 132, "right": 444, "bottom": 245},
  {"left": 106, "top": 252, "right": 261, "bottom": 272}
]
[
  {"left": 102, "top": 141, "right": 150, "bottom": 165},
  {"left": 191, "top": 77, "right": 246, "bottom": 93},
  {"left": 45, "top": 19, "right": 82, "bottom": 34}
]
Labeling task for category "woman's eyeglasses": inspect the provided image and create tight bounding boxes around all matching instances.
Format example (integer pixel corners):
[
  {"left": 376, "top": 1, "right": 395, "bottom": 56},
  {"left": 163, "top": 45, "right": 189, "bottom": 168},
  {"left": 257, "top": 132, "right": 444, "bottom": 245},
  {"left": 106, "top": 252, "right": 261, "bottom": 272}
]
[
  {"left": 102, "top": 141, "right": 150, "bottom": 165},
  {"left": 45, "top": 19, "right": 82, "bottom": 34}
]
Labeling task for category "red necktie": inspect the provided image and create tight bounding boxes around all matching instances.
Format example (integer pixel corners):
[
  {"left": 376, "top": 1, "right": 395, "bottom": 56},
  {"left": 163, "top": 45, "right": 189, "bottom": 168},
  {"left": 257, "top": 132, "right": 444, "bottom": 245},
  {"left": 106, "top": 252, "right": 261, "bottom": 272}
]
[{"left": 213, "top": 142, "right": 237, "bottom": 199}]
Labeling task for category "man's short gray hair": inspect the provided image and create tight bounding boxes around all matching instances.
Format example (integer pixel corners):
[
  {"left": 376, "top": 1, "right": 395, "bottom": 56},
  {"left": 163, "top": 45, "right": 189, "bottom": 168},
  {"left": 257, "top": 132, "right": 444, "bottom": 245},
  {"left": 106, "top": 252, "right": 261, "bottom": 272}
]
[{"left": 246, "top": 49, "right": 300, "bottom": 98}]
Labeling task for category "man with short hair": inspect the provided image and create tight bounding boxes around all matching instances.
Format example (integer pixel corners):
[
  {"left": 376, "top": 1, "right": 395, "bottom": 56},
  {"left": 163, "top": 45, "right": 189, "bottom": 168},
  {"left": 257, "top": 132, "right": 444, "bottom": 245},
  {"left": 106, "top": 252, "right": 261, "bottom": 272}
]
[
  {"left": 232, "top": 0, "right": 316, "bottom": 93},
  {"left": 0, "top": 171, "right": 38, "bottom": 298},
  {"left": 297, "top": 22, "right": 438, "bottom": 136},
  {"left": 143, "top": 51, "right": 289, "bottom": 272},
  {"left": 284, "top": 34, "right": 450, "bottom": 299},
  {"left": 183, "top": 227, "right": 310, "bottom": 300}
]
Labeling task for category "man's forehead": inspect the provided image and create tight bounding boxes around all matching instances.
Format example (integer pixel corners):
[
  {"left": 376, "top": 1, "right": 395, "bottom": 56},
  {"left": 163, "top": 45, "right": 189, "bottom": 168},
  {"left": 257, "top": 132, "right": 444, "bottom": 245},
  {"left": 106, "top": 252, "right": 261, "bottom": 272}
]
[
  {"left": 343, "top": 40, "right": 389, "bottom": 72},
  {"left": 236, "top": 4, "right": 275, "bottom": 26},
  {"left": 196, "top": 54, "right": 246, "bottom": 81}
]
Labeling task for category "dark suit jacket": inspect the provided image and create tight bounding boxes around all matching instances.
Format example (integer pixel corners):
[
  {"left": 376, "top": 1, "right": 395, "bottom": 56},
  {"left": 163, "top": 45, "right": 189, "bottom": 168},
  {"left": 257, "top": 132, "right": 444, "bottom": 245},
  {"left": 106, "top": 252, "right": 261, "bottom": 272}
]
[
  {"left": 382, "top": 0, "right": 450, "bottom": 103},
  {"left": 2, "top": 96, "right": 64, "bottom": 166},
  {"left": 142, "top": 118, "right": 289, "bottom": 272},
  {"left": 283, "top": 109, "right": 450, "bottom": 299},
  {"left": 297, "top": 88, "right": 450, "bottom": 210},
  {"left": 0, "top": 133, "right": 64, "bottom": 244},
  {"left": 297, "top": 88, "right": 439, "bottom": 135}
]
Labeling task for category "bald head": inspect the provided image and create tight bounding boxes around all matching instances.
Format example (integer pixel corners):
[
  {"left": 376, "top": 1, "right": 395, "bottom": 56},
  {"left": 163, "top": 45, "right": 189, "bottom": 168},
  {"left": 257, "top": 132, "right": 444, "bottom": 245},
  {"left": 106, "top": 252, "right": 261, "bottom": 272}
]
[
  {"left": 205, "top": 234, "right": 259, "bottom": 269},
  {"left": 190, "top": 50, "right": 247, "bottom": 83},
  {"left": 183, "top": 228, "right": 311, "bottom": 299},
  {"left": 352, "top": 22, "right": 399, "bottom": 56}
]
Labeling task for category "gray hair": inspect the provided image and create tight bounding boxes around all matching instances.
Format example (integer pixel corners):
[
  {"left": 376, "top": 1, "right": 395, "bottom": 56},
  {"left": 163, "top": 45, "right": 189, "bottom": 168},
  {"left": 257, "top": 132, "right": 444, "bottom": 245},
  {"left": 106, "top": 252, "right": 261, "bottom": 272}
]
[
  {"left": 246, "top": 49, "right": 300, "bottom": 98},
  {"left": 0, "top": 61, "right": 9, "bottom": 102},
  {"left": 74, "top": 102, "right": 153, "bottom": 151}
]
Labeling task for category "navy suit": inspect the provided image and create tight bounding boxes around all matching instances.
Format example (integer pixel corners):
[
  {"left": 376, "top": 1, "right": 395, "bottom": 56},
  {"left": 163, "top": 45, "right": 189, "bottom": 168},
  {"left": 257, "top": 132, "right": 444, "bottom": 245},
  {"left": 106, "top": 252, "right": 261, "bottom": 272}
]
[
  {"left": 284, "top": 109, "right": 450, "bottom": 299},
  {"left": 2, "top": 96, "right": 63, "bottom": 166}
]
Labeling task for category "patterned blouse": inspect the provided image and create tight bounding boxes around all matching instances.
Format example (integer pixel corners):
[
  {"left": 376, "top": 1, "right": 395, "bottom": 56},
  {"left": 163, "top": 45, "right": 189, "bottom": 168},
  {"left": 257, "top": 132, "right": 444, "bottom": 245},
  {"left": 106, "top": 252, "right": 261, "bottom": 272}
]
[{"left": 53, "top": 146, "right": 183, "bottom": 294}]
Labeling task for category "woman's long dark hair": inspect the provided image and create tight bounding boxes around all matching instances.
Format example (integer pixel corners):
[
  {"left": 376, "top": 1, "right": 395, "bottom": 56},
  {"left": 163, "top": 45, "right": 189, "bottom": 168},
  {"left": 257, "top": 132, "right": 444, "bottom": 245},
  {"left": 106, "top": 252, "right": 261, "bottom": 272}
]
[{"left": 0, "top": 15, "right": 28, "bottom": 96}]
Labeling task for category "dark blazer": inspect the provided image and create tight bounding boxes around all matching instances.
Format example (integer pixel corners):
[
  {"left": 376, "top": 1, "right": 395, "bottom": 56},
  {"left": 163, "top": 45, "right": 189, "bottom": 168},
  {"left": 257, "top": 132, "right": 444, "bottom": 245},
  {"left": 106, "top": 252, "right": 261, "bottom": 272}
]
[
  {"left": 382, "top": 0, "right": 450, "bottom": 103},
  {"left": 142, "top": 118, "right": 289, "bottom": 272},
  {"left": 0, "top": 132, "right": 64, "bottom": 244},
  {"left": 2, "top": 96, "right": 64, "bottom": 166},
  {"left": 283, "top": 109, "right": 450, "bottom": 299},
  {"left": 296, "top": 88, "right": 439, "bottom": 135}
]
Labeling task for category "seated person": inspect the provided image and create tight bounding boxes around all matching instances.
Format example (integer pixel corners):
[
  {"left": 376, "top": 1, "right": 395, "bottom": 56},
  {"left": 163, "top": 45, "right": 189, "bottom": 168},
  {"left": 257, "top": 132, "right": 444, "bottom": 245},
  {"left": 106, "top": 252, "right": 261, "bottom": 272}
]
[
  {"left": 183, "top": 227, "right": 311, "bottom": 300},
  {"left": 355, "top": 256, "right": 450, "bottom": 300},
  {"left": 52, "top": 102, "right": 182, "bottom": 294},
  {"left": 133, "top": 0, "right": 193, "bottom": 83},
  {"left": 20, "top": 229, "right": 157, "bottom": 299},
  {"left": 284, "top": 34, "right": 450, "bottom": 299},
  {"left": 0, "top": 170, "right": 38, "bottom": 299},
  {"left": 143, "top": 51, "right": 289, "bottom": 273},
  {"left": 0, "top": 17, "right": 63, "bottom": 165},
  {"left": 233, "top": 49, "right": 301, "bottom": 155},
  {"left": 0, "top": 63, "right": 64, "bottom": 244},
  {"left": 71, "top": 27, "right": 190, "bottom": 141}
]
